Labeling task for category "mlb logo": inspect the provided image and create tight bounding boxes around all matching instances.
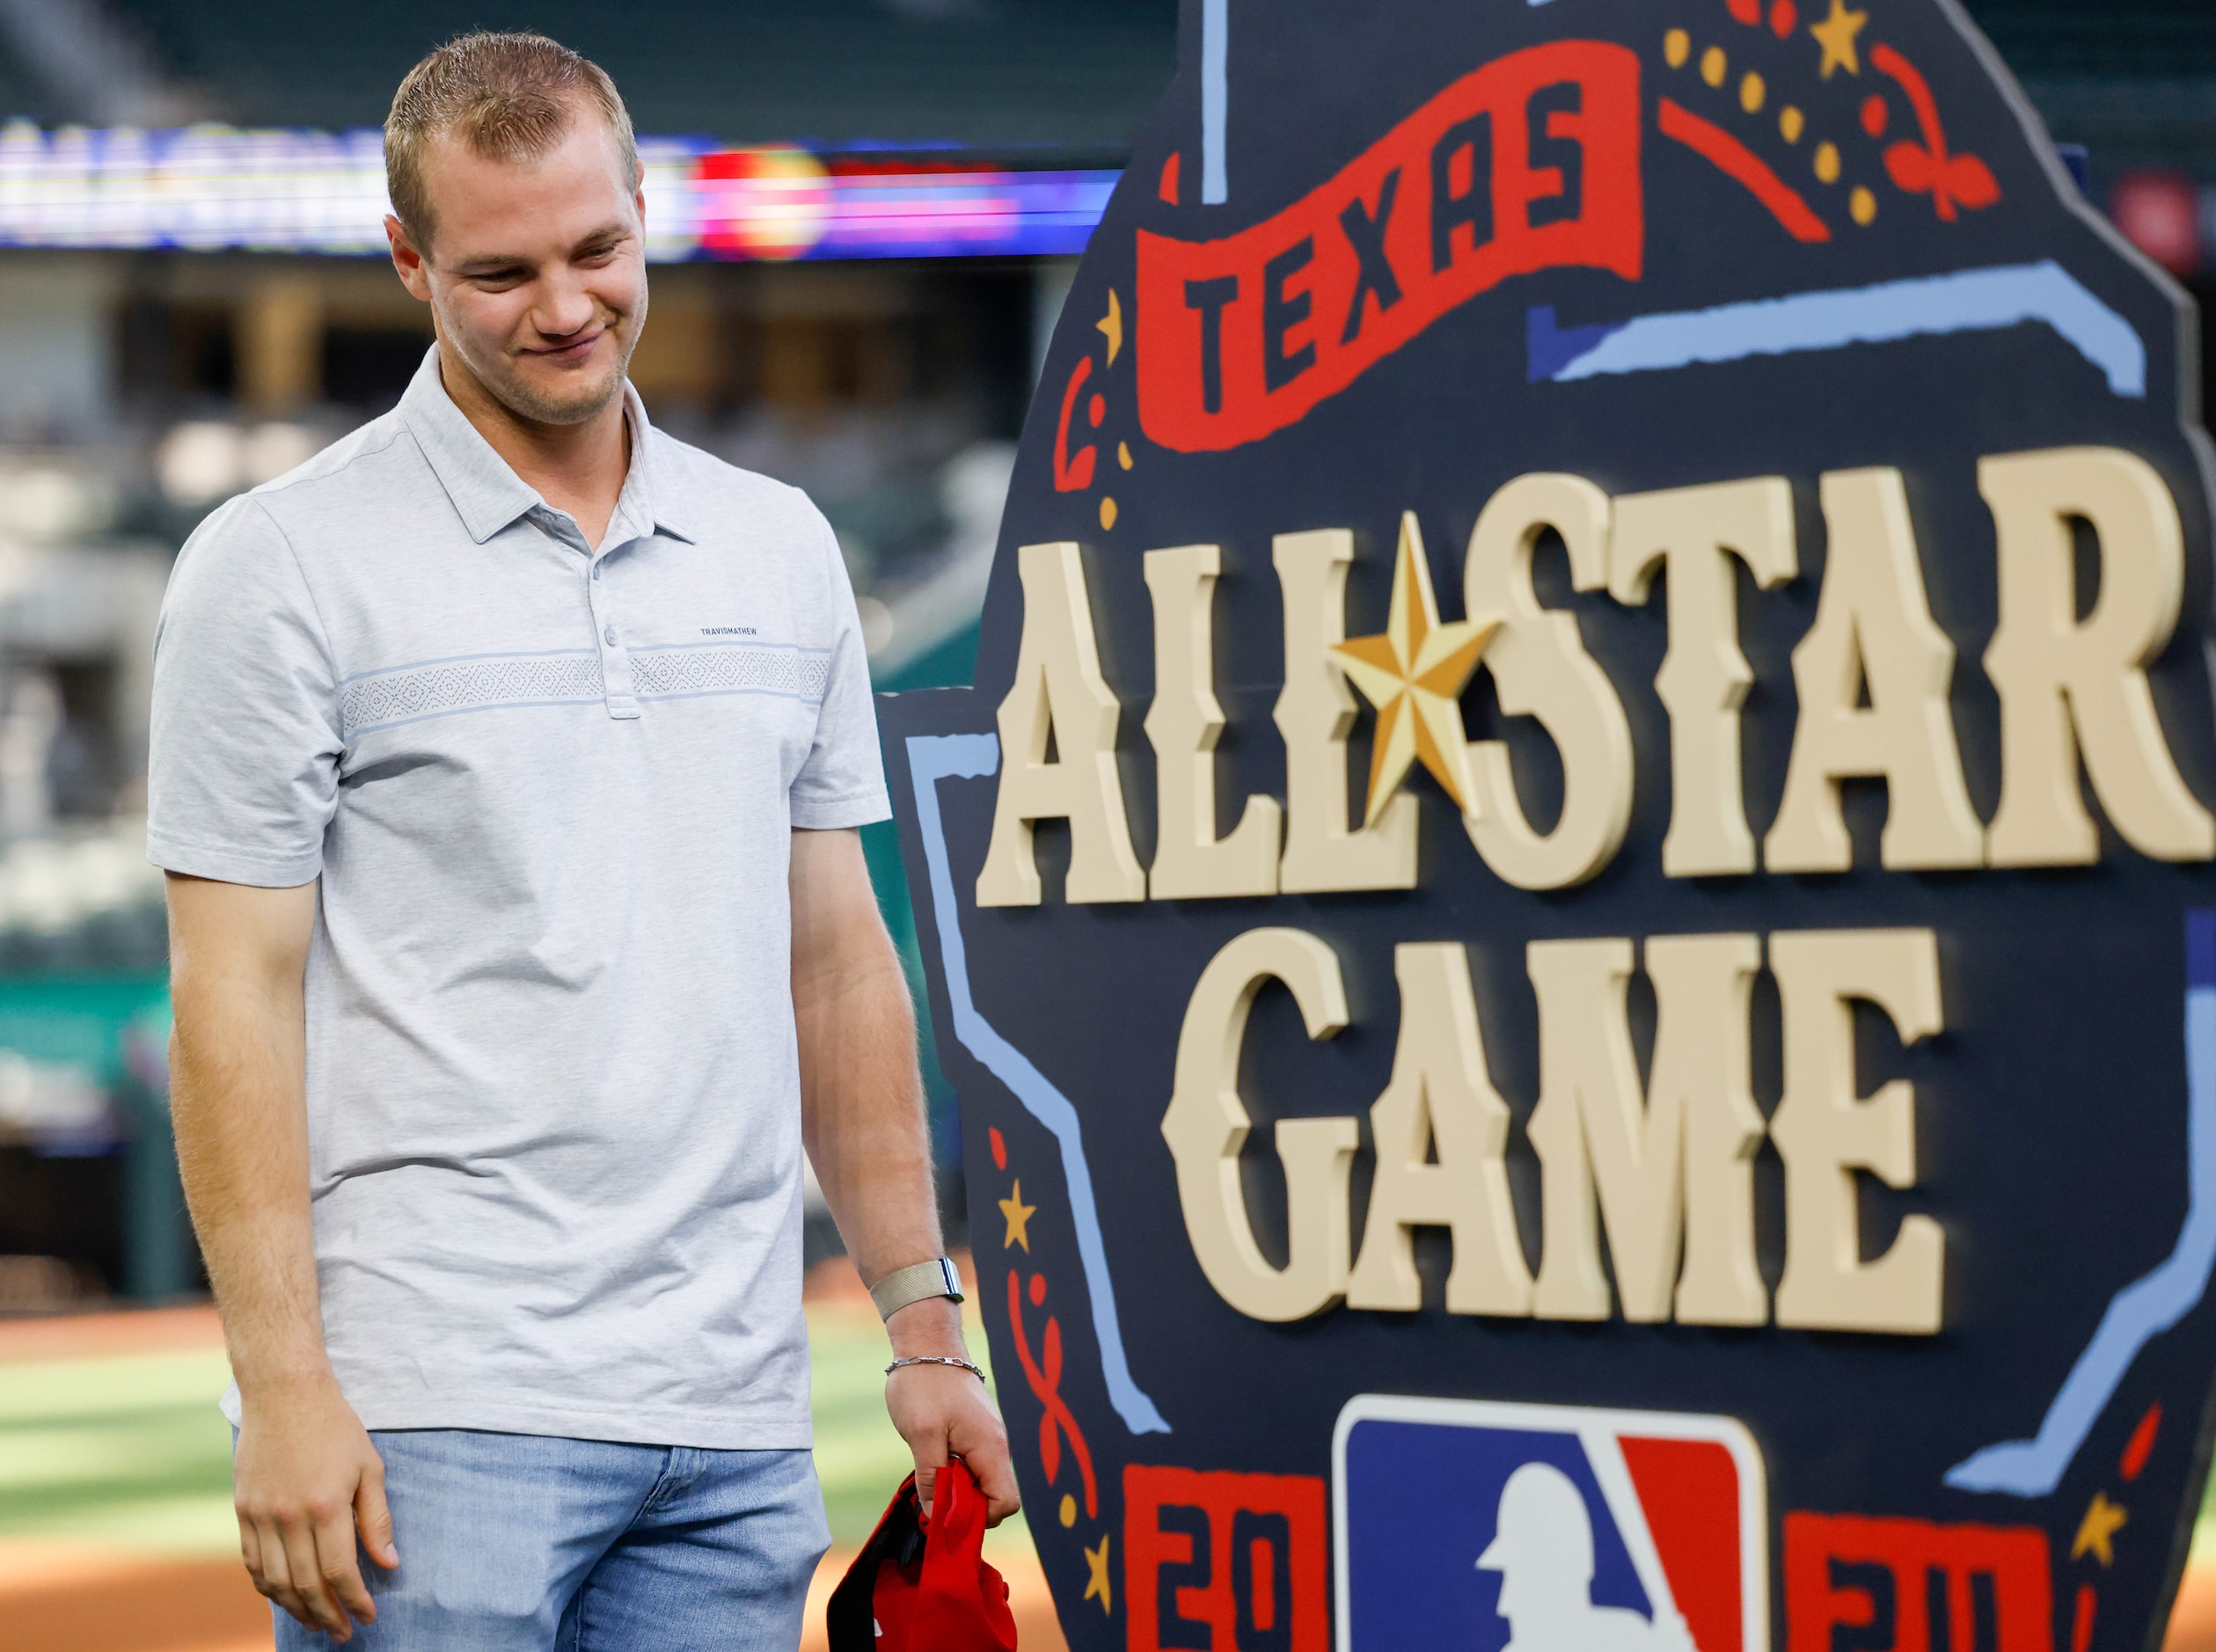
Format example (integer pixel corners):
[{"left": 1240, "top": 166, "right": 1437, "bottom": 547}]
[{"left": 1333, "top": 1396, "right": 1769, "bottom": 1652}]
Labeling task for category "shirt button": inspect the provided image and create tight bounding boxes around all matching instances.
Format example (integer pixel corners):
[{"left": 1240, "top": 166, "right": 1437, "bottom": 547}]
[
  {"left": 592, "top": 563, "right": 603, "bottom": 579},
  {"left": 603, "top": 625, "right": 618, "bottom": 646}
]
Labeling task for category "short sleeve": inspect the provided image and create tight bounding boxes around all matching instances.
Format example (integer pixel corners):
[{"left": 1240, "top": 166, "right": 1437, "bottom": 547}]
[
  {"left": 146, "top": 495, "right": 342, "bottom": 886},
  {"left": 789, "top": 509, "right": 892, "bottom": 831}
]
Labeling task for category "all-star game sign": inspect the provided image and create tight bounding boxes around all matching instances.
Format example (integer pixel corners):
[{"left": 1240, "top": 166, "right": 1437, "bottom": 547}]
[{"left": 876, "top": 0, "right": 2216, "bottom": 1646}]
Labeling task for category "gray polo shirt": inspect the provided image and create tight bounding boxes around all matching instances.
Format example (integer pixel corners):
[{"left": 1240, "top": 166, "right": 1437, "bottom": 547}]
[{"left": 148, "top": 347, "right": 889, "bottom": 1448}]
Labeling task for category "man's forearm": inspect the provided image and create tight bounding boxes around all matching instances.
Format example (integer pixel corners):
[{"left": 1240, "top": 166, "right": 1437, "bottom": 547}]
[
  {"left": 790, "top": 828, "right": 971, "bottom": 1357},
  {"left": 797, "top": 953, "right": 969, "bottom": 1362},
  {"left": 167, "top": 880, "right": 331, "bottom": 1397},
  {"left": 789, "top": 829, "right": 1016, "bottom": 1517},
  {"left": 796, "top": 946, "right": 940, "bottom": 1270}
]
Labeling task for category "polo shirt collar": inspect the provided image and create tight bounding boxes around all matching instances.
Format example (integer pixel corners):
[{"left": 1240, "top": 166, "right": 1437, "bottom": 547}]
[{"left": 399, "top": 345, "right": 698, "bottom": 546}]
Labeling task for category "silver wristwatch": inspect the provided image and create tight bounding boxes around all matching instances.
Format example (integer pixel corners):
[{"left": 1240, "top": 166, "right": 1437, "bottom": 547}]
[{"left": 869, "top": 1256, "right": 966, "bottom": 1321}]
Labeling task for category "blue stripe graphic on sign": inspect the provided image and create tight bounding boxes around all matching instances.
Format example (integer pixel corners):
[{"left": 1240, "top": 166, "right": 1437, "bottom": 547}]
[
  {"left": 905, "top": 732, "right": 1172, "bottom": 1436},
  {"left": 1527, "top": 260, "right": 2146, "bottom": 396},
  {"left": 1201, "top": 0, "right": 1229, "bottom": 204},
  {"left": 1946, "top": 910, "right": 2216, "bottom": 1495}
]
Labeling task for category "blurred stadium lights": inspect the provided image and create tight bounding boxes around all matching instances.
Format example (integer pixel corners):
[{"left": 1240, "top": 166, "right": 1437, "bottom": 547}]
[
  {"left": 156, "top": 420, "right": 318, "bottom": 505},
  {"left": 0, "top": 117, "right": 2201, "bottom": 286},
  {"left": 0, "top": 121, "right": 1118, "bottom": 260},
  {"left": 2110, "top": 168, "right": 2216, "bottom": 276}
]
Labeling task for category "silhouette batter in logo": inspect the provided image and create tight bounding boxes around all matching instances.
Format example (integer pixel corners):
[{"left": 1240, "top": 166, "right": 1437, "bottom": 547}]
[{"left": 1477, "top": 1464, "right": 1692, "bottom": 1652}]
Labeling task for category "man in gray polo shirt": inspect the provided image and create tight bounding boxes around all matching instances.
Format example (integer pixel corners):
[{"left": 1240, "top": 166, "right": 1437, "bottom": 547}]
[{"left": 149, "top": 33, "right": 1013, "bottom": 1649}]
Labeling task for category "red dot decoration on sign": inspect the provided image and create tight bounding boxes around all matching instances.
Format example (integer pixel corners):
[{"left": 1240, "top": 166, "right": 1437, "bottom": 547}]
[
  {"left": 1159, "top": 150, "right": 1181, "bottom": 205},
  {"left": 1052, "top": 355, "right": 1098, "bottom": 491},
  {"left": 1861, "top": 94, "right": 1890, "bottom": 137},
  {"left": 1769, "top": 0, "right": 1797, "bottom": 36},
  {"left": 1870, "top": 40, "right": 2003, "bottom": 222},
  {"left": 1006, "top": 1268, "right": 1099, "bottom": 1520},
  {"left": 988, "top": 1125, "right": 1007, "bottom": 1170},
  {"left": 2120, "top": 1402, "right": 2162, "bottom": 1480},
  {"left": 1087, "top": 392, "right": 1107, "bottom": 428},
  {"left": 1726, "top": 0, "right": 1761, "bottom": 24}
]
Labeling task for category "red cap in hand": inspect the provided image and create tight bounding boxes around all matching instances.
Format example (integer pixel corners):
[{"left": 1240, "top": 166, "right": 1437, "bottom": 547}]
[{"left": 826, "top": 1460, "right": 1019, "bottom": 1652}]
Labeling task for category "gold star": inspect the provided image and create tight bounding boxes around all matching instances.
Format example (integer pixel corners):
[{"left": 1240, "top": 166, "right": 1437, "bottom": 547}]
[
  {"left": 2073, "top": 1491, "right": 2128, "bottom": 1567},
  {"left": 1084, "top": 1533, "right": 1112, "bottom": 1612},
  {"left": 998, "top": 1180, "right": 1037, "bottom": 1252},
  {"left": 1330, "top": 512, "right": 1497, "bottom": 826},
  {"left": 1096, "top": 289, "right": 1123, "bottom": 366},
  {"left": 1809, "top": 0, "right": 1867, "bottom": 77}
]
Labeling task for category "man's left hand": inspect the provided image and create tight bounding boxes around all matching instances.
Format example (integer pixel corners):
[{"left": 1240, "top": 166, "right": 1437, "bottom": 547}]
[{"left": 884, "top": 1303, "right": 1020, "bottom": 1524}]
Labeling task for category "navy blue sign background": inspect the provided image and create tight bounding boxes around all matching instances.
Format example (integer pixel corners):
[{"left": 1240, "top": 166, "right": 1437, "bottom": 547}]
[{"left": 879, "top": 1, "right": 2216, "bottom": 1646}]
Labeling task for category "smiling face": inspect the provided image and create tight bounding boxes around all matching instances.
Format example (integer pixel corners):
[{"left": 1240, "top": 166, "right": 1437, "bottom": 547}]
[{"left": 388, "top": 106, "right": 647, "bottom": 428}]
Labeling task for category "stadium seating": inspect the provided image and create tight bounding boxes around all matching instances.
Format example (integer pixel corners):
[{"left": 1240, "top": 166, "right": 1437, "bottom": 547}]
[{"left": 104, "top": 0, "right": 1179, "bottom": 155}]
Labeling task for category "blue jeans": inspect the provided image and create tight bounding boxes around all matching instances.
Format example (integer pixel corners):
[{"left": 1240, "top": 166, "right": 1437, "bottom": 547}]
[{"left": 269, "top": 1429, "right": 830, "bottom": 1651}]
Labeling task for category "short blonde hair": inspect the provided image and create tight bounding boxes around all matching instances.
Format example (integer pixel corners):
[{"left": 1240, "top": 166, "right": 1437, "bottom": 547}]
[{"left": 385, "top": 32, "right": 640, "bottom": 253}]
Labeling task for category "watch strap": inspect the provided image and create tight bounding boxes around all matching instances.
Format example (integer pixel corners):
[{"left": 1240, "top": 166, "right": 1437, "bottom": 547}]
[{"left": 869, "top": 1256, "right": 965, "bottom": 1321}]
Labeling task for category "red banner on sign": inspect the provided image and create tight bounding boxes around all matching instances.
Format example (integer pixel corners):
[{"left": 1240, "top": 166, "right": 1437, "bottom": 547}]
[
  {"left": 1123, "top": 1464, "right": 1328, "bottom": 1652},
  {"left": 1783, "top": 1512, "right": 2053, "bottom": 1652},
  {"left": 1135, "top": 40, "right": 1643, "bottom": 453}
]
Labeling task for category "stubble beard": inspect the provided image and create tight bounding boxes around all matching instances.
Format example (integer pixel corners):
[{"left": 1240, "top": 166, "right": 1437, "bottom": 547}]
[
  {"left": 486, "top": 320, "right": 640, "bottom": 428},
  {"left": 440, "top": 290, "right": 646, "bottom": 430}
]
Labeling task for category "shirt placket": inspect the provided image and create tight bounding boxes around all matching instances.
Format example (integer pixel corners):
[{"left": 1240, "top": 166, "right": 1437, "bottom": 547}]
[
  {"left": 532, "top": 506, "right": 640, "bottom": 720},
  {"left": 589, "top": 541, "right": 640, "bottom": 720}
]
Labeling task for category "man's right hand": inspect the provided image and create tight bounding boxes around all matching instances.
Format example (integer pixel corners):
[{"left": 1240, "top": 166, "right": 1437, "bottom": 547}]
[{"left": 232, "top": 1378, "right": 398, "bottom": 1642}]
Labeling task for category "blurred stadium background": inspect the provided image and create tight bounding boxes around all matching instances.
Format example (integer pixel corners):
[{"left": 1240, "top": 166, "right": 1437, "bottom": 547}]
[{"left": 0, "top": 0, "right": 2205, "bottom": 1647}]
